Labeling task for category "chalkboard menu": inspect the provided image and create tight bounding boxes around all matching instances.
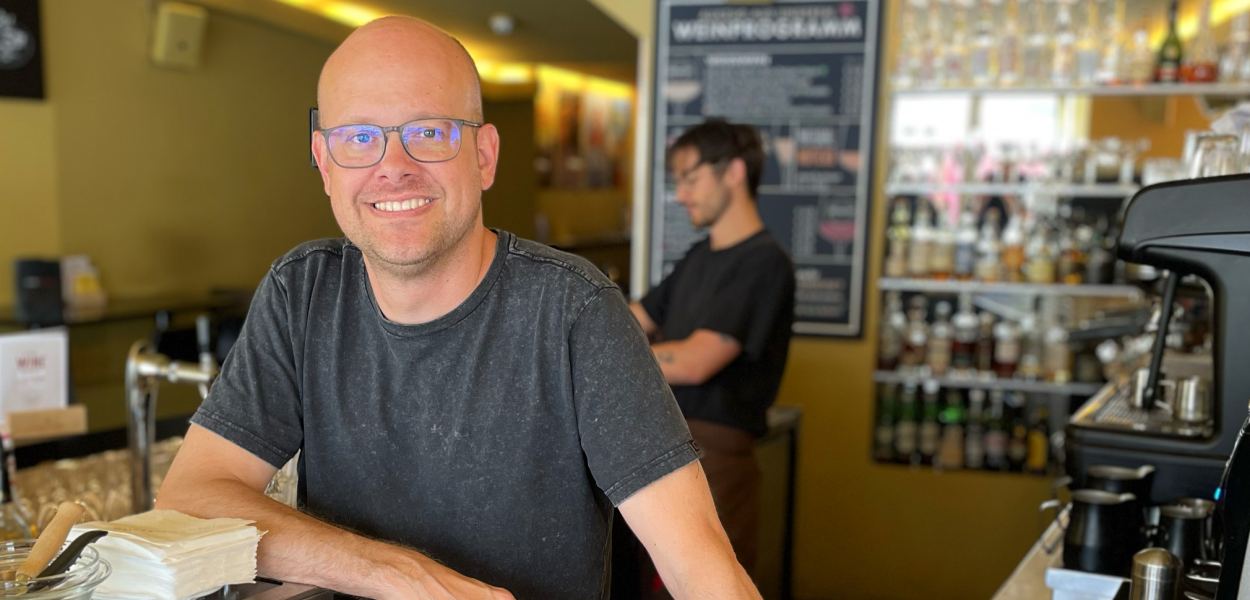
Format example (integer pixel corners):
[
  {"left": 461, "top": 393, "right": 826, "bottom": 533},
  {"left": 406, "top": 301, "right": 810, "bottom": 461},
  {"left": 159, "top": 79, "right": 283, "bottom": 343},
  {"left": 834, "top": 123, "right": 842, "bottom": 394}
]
[{"left": 649, "top": 0, "right": 881, "bottom": 337}]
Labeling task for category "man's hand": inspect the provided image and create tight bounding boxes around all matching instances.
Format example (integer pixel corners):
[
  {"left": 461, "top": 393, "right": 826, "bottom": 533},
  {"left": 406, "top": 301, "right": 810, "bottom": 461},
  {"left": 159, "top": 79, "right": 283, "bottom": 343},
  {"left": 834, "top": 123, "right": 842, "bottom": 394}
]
[
  {"left": 157, "top": 425, "right": 514, "bottom": 599},
  {"left": 374, "top": 552, "right": 514, "bottom": 600}
]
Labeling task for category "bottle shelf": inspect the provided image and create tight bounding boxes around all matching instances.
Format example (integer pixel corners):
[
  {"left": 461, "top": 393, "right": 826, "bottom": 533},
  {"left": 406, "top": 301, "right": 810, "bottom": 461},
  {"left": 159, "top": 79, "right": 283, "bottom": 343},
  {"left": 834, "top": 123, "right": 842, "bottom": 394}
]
[
  {"left": 885, "top": 182, "right": 1139, "bottom": 198},
  {"left": 873, "top": 370, "right": 1105, "bottom": 397},
  {"left": 878, "top": 277, "right": 1144, "bottom": 299},
  {"left": 891, "top": 83, "right": 1250, "bottom": 97}
]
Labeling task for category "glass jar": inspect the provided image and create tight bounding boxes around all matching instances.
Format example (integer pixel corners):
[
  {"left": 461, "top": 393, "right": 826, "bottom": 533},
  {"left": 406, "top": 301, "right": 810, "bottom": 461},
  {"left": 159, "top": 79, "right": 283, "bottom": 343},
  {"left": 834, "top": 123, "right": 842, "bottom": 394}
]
[{"left": 0, "top": 540, "right": 111, "bottom": 599}]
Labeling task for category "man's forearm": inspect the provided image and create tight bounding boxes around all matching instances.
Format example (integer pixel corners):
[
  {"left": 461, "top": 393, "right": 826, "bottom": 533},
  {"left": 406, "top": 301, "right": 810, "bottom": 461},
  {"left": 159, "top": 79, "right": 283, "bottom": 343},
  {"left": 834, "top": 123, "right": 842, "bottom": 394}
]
[{"left": 156, "top": 477, "right": 422, "bottom": 598}]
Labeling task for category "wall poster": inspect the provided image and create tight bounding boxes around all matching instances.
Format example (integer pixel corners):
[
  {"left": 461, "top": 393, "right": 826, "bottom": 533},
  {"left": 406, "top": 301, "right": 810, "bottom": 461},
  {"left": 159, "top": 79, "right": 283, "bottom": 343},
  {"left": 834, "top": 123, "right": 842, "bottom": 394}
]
[{"left": 649, "top": 0, "right": 881, "bottom": 337}]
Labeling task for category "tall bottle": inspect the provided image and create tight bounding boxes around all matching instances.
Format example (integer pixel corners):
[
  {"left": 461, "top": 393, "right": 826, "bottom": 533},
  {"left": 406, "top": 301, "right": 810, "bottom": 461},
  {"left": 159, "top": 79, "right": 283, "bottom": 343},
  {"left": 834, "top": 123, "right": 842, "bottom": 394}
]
[
  {"left": 1182, "top": 0, "right": 1218, "bottom": 82},
  {"left": 953, "top": 202, "right": 979, "bottom": 280},
  {"left": 984, "top": 391, "right": 1010, "bottom": 471},
  {"left": 929, "top": 207, "right": 957, "bottom": 280},
  {"left": 885, "top": 198, "right": 911, "bottom": 278},
  {"left": 901, "top": 295, "right": 930, "bottom": 374},
  {"left": 993, "top": 319, "right": 1021, "bottom": 379},
  {"left": 908, "top": 199, "right": 934, "bottom": 278},
  {"left": 878, "top": 292, "right": 907, "bottom": 371},
  {"left": 1026, "top": 402, "right": 1052, "bottom": 474},
  {"left": 1025, "top": 222, "right": 1057, "bottom": 283},
  {"left": 936, "top": 388, "right": 967, "bottom": 470},
  {"left": 874, "top": 384, "right": 899, "bottom": 461},
  {"left": 976, "top": 311, "right": 997, "bottom": 376},
  {"left": 965, "top": 389, "right": 987, "bottom": 469},
  {"left": 998, "top": 0, "right": 1022, "bottom": 86},
  {"left": 927, "top": 301, "right": 954, "bottom": 377},
  {"left": 951, "top": 294, "right": 980, "bottom": 376},
  {"left": 1051, "top": 0, "right": 1078, "bottom": 87},
  {"left": 918, "top": 380, "right": 942, "bottom": 466},
  {"left": 1220, "top": 13, "right": 1250, "bottom": 83},
  {"left": 1016, "top": 314, "right": 1043, "bottom": 381},
  {"left": 1020, "top": 0, "right": 1055, "bottom": 86},
  {"left": 1096, "top": 0, "right": 1127, "bottom": 85},
  {"left": 1007, "top": 394, "right": 1030, "bottom": 472},
  {"left": 970, "top": 0, "right": 1000, "bottom": 87},
  {"left": 942, "top": 0, "right": 973, "bottom": 87},
  {"left": 1074, "top": 0, "right": 1101, "bottom": 86},
  {"left": 895, "top": 383, "right": 920, "bottom": 465},
  {"left": 1155, "top": 0, "right": 1183, "bottom": 83},
  {"left": 975, "top": 209, "right": 1004, "bottom": 282},
  {"left": 1000, "top": 213, "right": 1026, "bottom": 282},
  {"left": 0, "top": 433, "right": 33, "bottom": 541}
]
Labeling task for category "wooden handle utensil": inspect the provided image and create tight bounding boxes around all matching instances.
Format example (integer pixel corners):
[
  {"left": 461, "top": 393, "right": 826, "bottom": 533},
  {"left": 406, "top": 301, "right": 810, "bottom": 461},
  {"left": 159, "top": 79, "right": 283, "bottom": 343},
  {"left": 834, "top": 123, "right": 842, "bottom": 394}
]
[{"left": 16, "top": 501, "right": 84, "bottom": 583}]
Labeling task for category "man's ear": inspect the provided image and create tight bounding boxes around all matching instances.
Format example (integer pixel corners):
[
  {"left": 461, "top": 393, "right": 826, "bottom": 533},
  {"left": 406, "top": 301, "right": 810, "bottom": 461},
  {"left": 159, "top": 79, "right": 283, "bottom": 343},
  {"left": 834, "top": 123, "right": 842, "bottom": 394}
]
[
  {"left": 476, "top": 123, "right": 501, "bottom": 191},
  {"left": 724, "top": 157, "right": 748, "bottom": 189},
  {"left": 311, "top": 132, "right": 332, "bottom": 197}
]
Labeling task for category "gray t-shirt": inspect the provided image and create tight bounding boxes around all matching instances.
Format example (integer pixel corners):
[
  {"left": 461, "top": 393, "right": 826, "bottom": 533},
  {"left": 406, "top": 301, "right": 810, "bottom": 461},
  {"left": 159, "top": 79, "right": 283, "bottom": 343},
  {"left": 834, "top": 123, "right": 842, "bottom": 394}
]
[{"left": 191, "top": 230, "right": 697, "bottom": 600}]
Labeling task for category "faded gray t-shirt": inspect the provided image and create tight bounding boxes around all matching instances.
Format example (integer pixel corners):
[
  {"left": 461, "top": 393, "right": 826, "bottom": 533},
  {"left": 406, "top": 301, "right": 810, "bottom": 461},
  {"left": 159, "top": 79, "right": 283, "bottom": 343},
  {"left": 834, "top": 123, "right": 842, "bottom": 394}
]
[{"left": 191, "top": 231, "right": 697, "bottom": 600}]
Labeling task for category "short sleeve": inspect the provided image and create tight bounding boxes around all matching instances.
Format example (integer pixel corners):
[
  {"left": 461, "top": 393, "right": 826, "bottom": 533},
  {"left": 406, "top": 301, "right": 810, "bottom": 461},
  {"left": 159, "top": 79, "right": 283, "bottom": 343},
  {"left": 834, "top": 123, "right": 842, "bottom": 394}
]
[
  {"left": 570, "top": 288, "right": 699, "bottom": 505},
  {"left": 700, "top": 255, "right": 795, "bottom": 360},
  {"left": 190, "top": 271, "right": 304, "bottom": 468}
]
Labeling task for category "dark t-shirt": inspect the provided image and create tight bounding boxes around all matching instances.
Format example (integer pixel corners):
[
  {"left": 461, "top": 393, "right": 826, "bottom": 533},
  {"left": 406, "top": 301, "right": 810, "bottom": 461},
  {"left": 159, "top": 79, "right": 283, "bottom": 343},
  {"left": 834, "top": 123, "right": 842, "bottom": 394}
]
[
  {"left": 640, "top": 230, "right": 796, "bottom": 437},
  {"left": 191, "top": 231, "right": 697, "bottom": 600}
]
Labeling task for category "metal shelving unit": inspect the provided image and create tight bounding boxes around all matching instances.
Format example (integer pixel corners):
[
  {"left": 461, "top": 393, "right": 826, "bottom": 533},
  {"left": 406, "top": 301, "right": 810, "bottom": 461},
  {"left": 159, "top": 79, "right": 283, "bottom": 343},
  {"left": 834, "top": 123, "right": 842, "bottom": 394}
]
[
  {"left": 878, "top": 278, "right": 1144, "bottom": 300},
  {"left": 872, "top": 371, "right": 1105, "bottom": 397},
  {"left": 892, "top": 83, "right": 1250, "bottom": 97},
  {"left": 884, "top": 182, "right": 1139, "bottom": 198}
]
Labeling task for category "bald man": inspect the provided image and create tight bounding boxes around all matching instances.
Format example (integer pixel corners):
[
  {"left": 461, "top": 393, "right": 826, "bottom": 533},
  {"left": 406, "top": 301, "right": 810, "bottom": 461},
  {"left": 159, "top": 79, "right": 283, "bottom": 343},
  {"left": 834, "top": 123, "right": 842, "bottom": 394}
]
[{"left": 156, "top": 16, "right": 759, "bottom": 600}]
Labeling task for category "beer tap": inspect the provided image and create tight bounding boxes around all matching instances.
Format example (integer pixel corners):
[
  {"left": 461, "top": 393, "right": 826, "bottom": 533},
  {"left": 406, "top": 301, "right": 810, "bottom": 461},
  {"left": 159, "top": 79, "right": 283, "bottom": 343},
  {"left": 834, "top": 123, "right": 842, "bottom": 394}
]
[{"left": 125, "top": 314, "right": 218, "bottom": 514}]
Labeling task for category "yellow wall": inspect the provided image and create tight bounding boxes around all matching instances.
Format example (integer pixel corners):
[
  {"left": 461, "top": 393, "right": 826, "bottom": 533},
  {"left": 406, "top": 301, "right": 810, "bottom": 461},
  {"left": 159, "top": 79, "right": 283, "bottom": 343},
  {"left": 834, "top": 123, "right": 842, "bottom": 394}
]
[
  {"left": 0, "top": 101, "right": 61, "bottom": 307},
  {"left": 44, "top": 0, "right": 340, "bottom": 300}
]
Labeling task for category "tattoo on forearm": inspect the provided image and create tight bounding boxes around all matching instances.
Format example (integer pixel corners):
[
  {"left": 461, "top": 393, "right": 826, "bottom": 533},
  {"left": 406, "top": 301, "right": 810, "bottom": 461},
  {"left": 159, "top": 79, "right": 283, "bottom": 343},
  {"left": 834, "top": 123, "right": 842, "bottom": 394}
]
[{"left": 657, "top": 351, "right": 675, "bottom": 363}]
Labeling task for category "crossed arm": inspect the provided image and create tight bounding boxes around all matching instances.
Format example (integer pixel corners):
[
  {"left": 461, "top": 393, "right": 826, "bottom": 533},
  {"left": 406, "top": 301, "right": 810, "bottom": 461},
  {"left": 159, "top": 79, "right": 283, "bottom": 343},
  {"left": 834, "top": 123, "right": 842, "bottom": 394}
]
[
  {"left": 157, "top": 424, "right": 760, "bottom": 600},
  {"left": 630, "top": 302, "right": 743, "bottom": 385}
]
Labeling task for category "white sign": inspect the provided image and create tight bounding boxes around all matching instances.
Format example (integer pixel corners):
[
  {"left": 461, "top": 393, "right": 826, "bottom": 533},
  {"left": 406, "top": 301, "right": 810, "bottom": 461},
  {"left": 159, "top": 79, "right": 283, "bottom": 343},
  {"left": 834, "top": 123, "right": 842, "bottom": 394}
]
[{"left": 0, "top": 328, "right": 68, "bottom": 418}]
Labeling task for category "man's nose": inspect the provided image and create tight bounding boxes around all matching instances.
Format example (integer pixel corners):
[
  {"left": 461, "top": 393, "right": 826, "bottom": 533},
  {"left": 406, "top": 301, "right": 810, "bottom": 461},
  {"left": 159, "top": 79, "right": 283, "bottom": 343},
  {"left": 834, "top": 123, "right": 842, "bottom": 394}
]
[{"left": 375, "top": 131, "right": 420, "bottom": 179}]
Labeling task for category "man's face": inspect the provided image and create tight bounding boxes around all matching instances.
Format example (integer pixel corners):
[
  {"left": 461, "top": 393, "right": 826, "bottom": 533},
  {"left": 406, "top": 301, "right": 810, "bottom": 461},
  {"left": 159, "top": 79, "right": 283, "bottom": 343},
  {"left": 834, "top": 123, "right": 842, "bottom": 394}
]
[
  {"left": 312, "top": 25, "right": 499, "bottom": 276},
  {"left": 670, "top": 146, "right": 731, "bottom": 229}
]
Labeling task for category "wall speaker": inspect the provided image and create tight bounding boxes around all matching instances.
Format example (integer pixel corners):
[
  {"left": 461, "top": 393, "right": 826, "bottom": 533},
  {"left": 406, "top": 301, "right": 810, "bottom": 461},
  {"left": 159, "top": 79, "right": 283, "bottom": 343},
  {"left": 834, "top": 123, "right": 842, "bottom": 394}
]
[{"left": 151, "top": 2, "right": 208, "bottom": 69}]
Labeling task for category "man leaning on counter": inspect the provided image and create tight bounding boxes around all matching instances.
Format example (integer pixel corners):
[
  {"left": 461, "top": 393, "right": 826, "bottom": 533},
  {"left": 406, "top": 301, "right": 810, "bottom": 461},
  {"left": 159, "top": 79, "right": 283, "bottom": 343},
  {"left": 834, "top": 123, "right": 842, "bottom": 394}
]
[{"left": 155, "top": 16, "right": 760, "bottom": 600}]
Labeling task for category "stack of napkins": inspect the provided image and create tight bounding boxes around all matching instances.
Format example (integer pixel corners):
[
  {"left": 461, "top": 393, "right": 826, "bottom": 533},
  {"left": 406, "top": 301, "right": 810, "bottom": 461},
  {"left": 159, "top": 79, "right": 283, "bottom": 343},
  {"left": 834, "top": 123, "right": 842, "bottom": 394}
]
[{"left": 68, "top": 509, "right": 263, "bottom": 600}]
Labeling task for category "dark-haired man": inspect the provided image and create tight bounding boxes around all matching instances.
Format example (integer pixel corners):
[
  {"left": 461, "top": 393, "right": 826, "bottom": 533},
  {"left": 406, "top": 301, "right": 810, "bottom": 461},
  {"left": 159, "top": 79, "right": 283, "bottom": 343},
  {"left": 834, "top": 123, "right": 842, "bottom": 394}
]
[{"left": 630, "top": 119, "right": 796, "bottom": 571}]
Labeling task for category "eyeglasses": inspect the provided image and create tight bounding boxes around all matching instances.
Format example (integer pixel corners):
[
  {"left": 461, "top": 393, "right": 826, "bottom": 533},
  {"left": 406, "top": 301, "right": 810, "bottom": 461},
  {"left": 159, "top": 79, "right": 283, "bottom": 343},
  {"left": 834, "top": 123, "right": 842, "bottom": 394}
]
[{"left": 318, "top": 118, "right": 483, "bottom": 168}]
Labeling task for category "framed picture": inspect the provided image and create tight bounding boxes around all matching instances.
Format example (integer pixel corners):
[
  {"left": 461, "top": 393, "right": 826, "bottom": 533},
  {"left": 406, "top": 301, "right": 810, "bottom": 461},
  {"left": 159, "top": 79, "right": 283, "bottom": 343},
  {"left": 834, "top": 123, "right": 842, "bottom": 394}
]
[{"left": 0, "top": 0, "right": 45, "bottom": 99}]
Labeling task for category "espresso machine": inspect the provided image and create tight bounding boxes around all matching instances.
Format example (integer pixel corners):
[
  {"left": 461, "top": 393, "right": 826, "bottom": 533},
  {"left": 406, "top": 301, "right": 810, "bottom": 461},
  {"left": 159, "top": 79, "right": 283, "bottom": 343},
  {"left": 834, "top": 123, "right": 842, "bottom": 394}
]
[{"left": 1062, "top": 174, "right": 1250, "bottom": 597}]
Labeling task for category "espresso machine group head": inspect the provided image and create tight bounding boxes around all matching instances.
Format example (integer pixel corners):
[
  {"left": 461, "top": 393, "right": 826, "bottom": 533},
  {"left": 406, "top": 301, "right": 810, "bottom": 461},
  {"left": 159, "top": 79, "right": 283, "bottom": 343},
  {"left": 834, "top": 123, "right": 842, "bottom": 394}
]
[{"left": 1104, "top": 175, "right": 1250, "bottom": 599}]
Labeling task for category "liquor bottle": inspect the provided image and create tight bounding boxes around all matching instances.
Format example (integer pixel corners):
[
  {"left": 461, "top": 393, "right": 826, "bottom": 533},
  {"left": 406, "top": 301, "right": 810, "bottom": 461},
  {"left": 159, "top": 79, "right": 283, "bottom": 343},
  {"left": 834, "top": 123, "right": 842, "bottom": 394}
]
[
  {"left": 893, "top": 0, "right": 924, "bottom": 88},
  {"left": 936, "top": 388, "right": 967, "bottom": 470},
  {"left": 1220, "top": 12, "right": 1250, "bottom": 83},
  {"left": 1016, "top": 314, "right": 1043, "bottom": 381},
  {"left": 1007, "top": 394, "right": 1030, "bottom": 471},
  {"left": 1129, "top": 29, "right": 1155, "bottom": 85},
  {"left": 965, "top": 389, "right": 987, "bottom": 469},
  {"left": 1000, "top": 213, "right": 1025, "bottom": 282},
  {"left": 1026, "top": 402, "right": 1052, "bottom": 474},
  {"left": 951, "top": 294, "right": 979, "bottom": 376},
  {"left": 1084, "top": 221, "right": 1116, "bottom": 284},
  {"left": 984, "top": 390, "right": 1010, "bottom": 471},
  {"left": 953, "top": 203, "right": 979, "bottom": 280},
  {"left": 993, "top": 319, "right": 1021, "bottom": 379},
  {"left": 918, "top": 380, "right": 942, "bottom": 466},
  {"left": 975, "top": 209, "right": 1004, "bottom": 282},
  {"left": 927, "top": 301, "right": 954, "bottom": 377},
  {"left": 1025, "top": 222, "right": 1057, "bottom": 284},
  {"left": 879, "top": 292, "right": 907, "bottom": 370},
  {"left": 874, "top": 384, "right": 899, "bottom": 461},
  {"left": 1096, "top": 0, "right": 1127, "bottom": 85},
  {"left": 1051, "top": 0, "right": 1077, "bottom": 87},
  {"left": 901, "top": 295, "right": 930, "bottom": 374},
  {"left": 885, "top": 198, "right": 911, "bottom": 278},
  {"left": 970, "top": 0, "right": 1000, "bottom": 87},
  {"left": 943, "top": 0, "right": 973, "bottom": 87},
  {"left": 1155, "top": 0, "right": 1183, "bottom": 83},
  {"left": 976, "top": 311, "right": 997, "bottom": 376},
  {"left": 1044, "top": 318, "right": 1073, "bottom": 383},
  {"left": 998, "top": 0, "right": 1022, "bottom": 86},
  {"left": 1020, "top": 0, "right": 1054, "bottom": 86},
  {"left": 928, "top": 207, "right": 956, "bottom": 280},
  {"left": 1182, "top": 0, "right": 1218, "bottom": 82},
  {"left": 1074, "top": 0, "right": 1101, "bottom": 86},
  {"left": 908, "top": 199, "right": 934, "bottom": 278},
  {"left": 895, "top": 383, "right": 920, "bottom": 465},
  {"left": 0, "top": 433, "right": 33, "bottom": 541},
  {"left": 1057, "top": 227, "right": 1086, "bottom": 285}
]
